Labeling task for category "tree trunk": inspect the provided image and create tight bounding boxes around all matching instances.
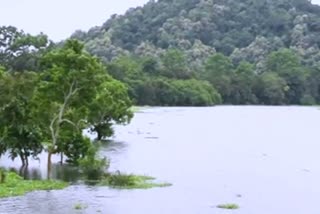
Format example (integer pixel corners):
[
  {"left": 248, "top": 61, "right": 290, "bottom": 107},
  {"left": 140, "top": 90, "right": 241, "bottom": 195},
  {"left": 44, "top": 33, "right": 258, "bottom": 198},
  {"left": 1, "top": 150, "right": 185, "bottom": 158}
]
[
  {"left": 47, "top": 152, "right": 52, "bottom": 180},
  {"left": 97, "top": 131, "right": 102, "bottom": 141},
  {"left": 60, "top": 152, "right": 63, "bottom": 165},
  {"left": 20, "top": 154, "right": 25, "bottom": 166},
  {"left": 25, "top": 156, "right": 29, "bottom": 166},
  {"left": 95, "top": 126, "right": 102, "bottom": 141}
]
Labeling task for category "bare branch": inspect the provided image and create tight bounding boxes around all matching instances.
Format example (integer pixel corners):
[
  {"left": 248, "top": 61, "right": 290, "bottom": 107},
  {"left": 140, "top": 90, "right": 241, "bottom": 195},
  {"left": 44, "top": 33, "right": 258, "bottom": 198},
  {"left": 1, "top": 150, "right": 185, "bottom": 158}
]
[
  {"left": 60, "top": 119, "right": 76, "bottom": 127},
  {"left": 49, "top": 114, "right": 58, "bottom": 146}
]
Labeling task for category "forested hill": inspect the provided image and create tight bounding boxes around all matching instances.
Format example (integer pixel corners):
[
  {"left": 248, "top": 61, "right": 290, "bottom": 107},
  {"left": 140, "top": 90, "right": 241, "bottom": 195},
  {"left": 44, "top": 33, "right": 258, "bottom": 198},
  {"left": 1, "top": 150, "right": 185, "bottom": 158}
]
[
  {"left": 68, "top": 0, "right": 320, "bottom": 106},
  {"left": 72, "top": 0, "right": 320, "bottom": 63}
]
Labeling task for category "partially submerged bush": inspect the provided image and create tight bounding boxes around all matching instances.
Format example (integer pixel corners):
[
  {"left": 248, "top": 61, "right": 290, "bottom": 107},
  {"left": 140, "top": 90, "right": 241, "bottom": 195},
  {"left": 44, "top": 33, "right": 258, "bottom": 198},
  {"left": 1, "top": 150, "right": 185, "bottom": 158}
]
[{"left": 78, "top": 144, "right": 109, "bottom": 180}]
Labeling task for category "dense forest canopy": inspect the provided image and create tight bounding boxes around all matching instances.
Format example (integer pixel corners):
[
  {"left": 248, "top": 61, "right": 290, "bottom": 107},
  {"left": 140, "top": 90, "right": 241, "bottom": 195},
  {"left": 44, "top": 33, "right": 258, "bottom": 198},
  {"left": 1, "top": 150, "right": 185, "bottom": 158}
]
[
  {"left": 72, "top": 0, "right": 320, "bottom": 62},
  {"left": 68, "top": 0, "right": 320, "bottom": 106}
]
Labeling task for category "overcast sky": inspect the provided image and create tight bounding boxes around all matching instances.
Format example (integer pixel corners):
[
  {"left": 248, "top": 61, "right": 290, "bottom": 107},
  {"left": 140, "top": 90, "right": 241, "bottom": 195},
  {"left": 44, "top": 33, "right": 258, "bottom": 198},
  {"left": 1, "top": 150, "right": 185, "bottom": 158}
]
[
  {"left": 1, "top": 0, "right": 149, "bottom": 41},
  {"left": 2, "top": 0, "right": 320, "bottom": 41}
]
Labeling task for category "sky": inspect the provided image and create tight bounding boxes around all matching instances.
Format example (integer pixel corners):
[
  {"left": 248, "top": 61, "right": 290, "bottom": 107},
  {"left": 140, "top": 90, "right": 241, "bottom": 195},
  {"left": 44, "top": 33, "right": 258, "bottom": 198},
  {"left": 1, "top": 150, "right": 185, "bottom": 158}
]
[
  {"left": 1, "top": 0, "right": 149, "bottom": 41},
  {"left": 1, "top": 0, "right": 320, "bottom": 42}
]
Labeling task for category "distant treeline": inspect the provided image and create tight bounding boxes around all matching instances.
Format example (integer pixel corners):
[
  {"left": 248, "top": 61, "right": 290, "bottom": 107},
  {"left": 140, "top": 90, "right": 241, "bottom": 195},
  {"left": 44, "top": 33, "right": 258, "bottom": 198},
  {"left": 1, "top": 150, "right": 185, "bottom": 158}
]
[
  {"left": 103, "top": 48, "right": 319, "bottom": 106},
  {"left": 69, "top": 0, "right": 320, "bottom": 106}
]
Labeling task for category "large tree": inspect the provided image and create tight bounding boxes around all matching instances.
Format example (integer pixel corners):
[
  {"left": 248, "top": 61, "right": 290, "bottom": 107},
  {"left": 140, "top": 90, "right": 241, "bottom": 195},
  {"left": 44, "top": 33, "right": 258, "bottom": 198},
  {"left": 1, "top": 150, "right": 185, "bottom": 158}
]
[
  {"left": 0, "top": 70, "right": 43, "bottom": 165},
  {"left": 33, "top": 40, "right": 132, "bottom": 175}
]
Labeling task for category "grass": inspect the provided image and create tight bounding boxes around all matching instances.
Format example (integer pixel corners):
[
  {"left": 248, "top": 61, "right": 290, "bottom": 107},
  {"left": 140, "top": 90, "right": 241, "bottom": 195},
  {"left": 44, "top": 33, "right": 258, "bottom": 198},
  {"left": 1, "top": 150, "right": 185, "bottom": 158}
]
[
  {"left": 217, "top": 203, "right": 240, "bottom": 210},
  {"left": 99, "top": 172, "right": 172, "bottom": 189},
  {"left": 0, "top": 171, "right": 68, "bottom": 198}
]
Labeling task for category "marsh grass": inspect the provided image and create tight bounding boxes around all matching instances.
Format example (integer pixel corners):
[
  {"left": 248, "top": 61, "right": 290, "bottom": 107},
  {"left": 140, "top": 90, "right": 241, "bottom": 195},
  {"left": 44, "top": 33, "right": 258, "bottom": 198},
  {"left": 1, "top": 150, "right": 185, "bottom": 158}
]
[
  {"left": 217, "top": 203, "right": 240, "bottom": 209},
  {"left": 99, "top": 172, "right": 172, "bottom": 189},
  {"left": 0, "top": 171, "right": 68, "bottom": 198}
]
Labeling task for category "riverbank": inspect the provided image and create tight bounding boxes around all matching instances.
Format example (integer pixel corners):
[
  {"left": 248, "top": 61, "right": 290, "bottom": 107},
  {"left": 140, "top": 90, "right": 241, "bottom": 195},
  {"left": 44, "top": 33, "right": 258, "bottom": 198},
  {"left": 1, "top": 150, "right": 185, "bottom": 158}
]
[{"left": 0, "top": 171, "right": 68, "bottom": 198}]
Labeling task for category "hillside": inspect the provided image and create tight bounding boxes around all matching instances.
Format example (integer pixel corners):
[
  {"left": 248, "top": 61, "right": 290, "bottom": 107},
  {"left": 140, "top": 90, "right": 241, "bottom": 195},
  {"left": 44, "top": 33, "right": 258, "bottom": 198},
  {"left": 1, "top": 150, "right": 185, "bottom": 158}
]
[
  {"left": 69, "top": 0, "right": 320, "bottom": 106},
  {"left": 72, "top": 0, "right": 320, "bottom": 63}
]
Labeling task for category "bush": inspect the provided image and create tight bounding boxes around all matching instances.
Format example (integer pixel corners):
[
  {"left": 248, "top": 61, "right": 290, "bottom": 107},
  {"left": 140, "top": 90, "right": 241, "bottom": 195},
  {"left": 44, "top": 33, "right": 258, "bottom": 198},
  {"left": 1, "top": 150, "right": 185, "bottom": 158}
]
[{"left": 78, "top": 144, "right": 109, "bottom": 180}]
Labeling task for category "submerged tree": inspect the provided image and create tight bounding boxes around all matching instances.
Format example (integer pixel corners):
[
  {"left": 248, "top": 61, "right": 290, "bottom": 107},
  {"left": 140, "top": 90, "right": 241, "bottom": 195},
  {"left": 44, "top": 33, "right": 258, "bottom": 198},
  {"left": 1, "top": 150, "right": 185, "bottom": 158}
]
[{"left": 33, "top": 39, "right": 132, "bottom": 175}]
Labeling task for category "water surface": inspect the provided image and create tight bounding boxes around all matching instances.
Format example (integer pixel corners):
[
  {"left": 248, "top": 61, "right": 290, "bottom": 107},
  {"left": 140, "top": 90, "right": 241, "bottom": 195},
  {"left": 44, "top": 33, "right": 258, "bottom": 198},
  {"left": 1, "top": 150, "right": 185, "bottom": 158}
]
[{"left": 1, "top": 106, "right": 320, "bottom": 214}]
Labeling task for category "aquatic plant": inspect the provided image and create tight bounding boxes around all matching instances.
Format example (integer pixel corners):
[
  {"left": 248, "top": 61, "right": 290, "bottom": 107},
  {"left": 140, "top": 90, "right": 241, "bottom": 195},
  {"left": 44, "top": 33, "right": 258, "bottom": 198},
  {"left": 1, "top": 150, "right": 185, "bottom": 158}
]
[
  {"left": 99, "top": 172, "right": 172, "bottom": 189},
  {"left": 217, "top": 203, "right": 240, "bottom": 209}
]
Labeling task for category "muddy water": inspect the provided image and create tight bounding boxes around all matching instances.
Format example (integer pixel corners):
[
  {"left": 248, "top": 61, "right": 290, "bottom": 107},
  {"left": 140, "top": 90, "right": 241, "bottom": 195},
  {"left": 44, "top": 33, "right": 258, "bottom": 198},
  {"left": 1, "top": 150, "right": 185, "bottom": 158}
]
[{"left": 1, "top": 107, "right": 320, "bottom": 214}]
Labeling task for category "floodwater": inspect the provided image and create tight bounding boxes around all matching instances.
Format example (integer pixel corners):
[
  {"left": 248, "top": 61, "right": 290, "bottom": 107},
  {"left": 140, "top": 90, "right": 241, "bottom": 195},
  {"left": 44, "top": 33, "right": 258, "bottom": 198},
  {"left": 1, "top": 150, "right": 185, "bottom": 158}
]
[{"left": 1, "top": 106, "right": 320, "bottom": 214}]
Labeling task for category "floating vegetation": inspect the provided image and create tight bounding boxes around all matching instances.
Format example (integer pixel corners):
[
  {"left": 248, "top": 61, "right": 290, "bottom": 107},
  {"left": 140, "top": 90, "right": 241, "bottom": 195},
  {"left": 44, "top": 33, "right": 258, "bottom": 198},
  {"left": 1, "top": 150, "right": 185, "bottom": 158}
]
[
  {"left": 0, "top": 171, "right": 68, "bottom": 198},
  {"left": 217, "top": 203, "right": 240, "bottom": 210},
  {"left": 74, "top": 203, "right": 88, "bottom": 210},
  {"left": 99, "top": 172, "right": 172, "bottom": 189}
]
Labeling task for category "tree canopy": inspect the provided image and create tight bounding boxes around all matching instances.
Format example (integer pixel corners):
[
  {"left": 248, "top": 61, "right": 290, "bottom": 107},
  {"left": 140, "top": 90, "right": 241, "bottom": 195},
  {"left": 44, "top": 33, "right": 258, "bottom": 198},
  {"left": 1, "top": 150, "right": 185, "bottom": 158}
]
[
  {"left": 66, "top": 0, "right": 320, "bottom": 106},
  {"left": 0, "top": 39, "right": 133, "bottom": 171}
]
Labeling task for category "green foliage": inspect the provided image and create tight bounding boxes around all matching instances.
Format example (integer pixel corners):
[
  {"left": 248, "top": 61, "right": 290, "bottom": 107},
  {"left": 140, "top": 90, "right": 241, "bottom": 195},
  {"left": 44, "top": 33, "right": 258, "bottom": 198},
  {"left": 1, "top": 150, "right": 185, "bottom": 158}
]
[
  {"left": 73, "top": 0, "right": 320, "bottom": 63},
  {"left": 0, "top": 26, "right": 51, "bottom": 72},
  {"left": 0, "top": 38, "right": 132, "bottom": 172},
  {"left": 66, "top": 0, "right": 320, "bottom": 105},
  {"left": 99, "top": 172, "right": 172, "bottom": 189},
  {"left": 60, "top": 133, "right": 92, "bottom": 165},
  {"left": 160, "top": 49, "right": 192, "bottom": 79},
  {"left": 217, "top": 203, "right": 240, "bottom": 210},
  {"left": 78, "top": 144, "right": 109, "bottom": 180},
  {"left": 300, "top": 94, "right": 316, "bottom": 105},
  {"left": 87, "top": 79, "right": 133, "bottom": 140},
  {"left": 0, "top": 71, "right": 43, "bottom": 165},
  {"left": 265, "top": 49, "right": 308, "bottom": 104},
  {"left": 132, "top": 78, "right": 221, "bottom": 106},
  {"left": 106, "top": 54, "right": 222, "bottom": 106},
  {"left": 74, "top": 203, "right": 88, "bottom": 210},
  {"left": 170, "top": 79, "right": 222, "bottom": 106},
  {"left": 0, "top": 171, "right": 67, "bottom": 198},
  {"left": 229, "top": 61, "right": 258, "bottom": 104},
  {"left": 203, "top": 53, "right": 234, "bottom": 102},
  {"left": 33, "top": 39, "right": 132, "bottom": 166},
  {"left": 255, "top": 72, "right": 288, "bottom": 105}
]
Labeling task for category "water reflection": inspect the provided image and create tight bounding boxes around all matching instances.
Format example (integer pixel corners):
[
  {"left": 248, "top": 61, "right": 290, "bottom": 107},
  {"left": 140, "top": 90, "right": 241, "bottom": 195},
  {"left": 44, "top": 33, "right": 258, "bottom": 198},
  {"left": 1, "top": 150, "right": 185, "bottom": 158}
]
[
  {"left": 0, "top": 139, "right": 128, "bottom": 181},
  {"left": 6, "top": 166, "right": 42, "bottom": 180},
  {"left": 3, "top": 164, "right": 80, "bottom": 182}
]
